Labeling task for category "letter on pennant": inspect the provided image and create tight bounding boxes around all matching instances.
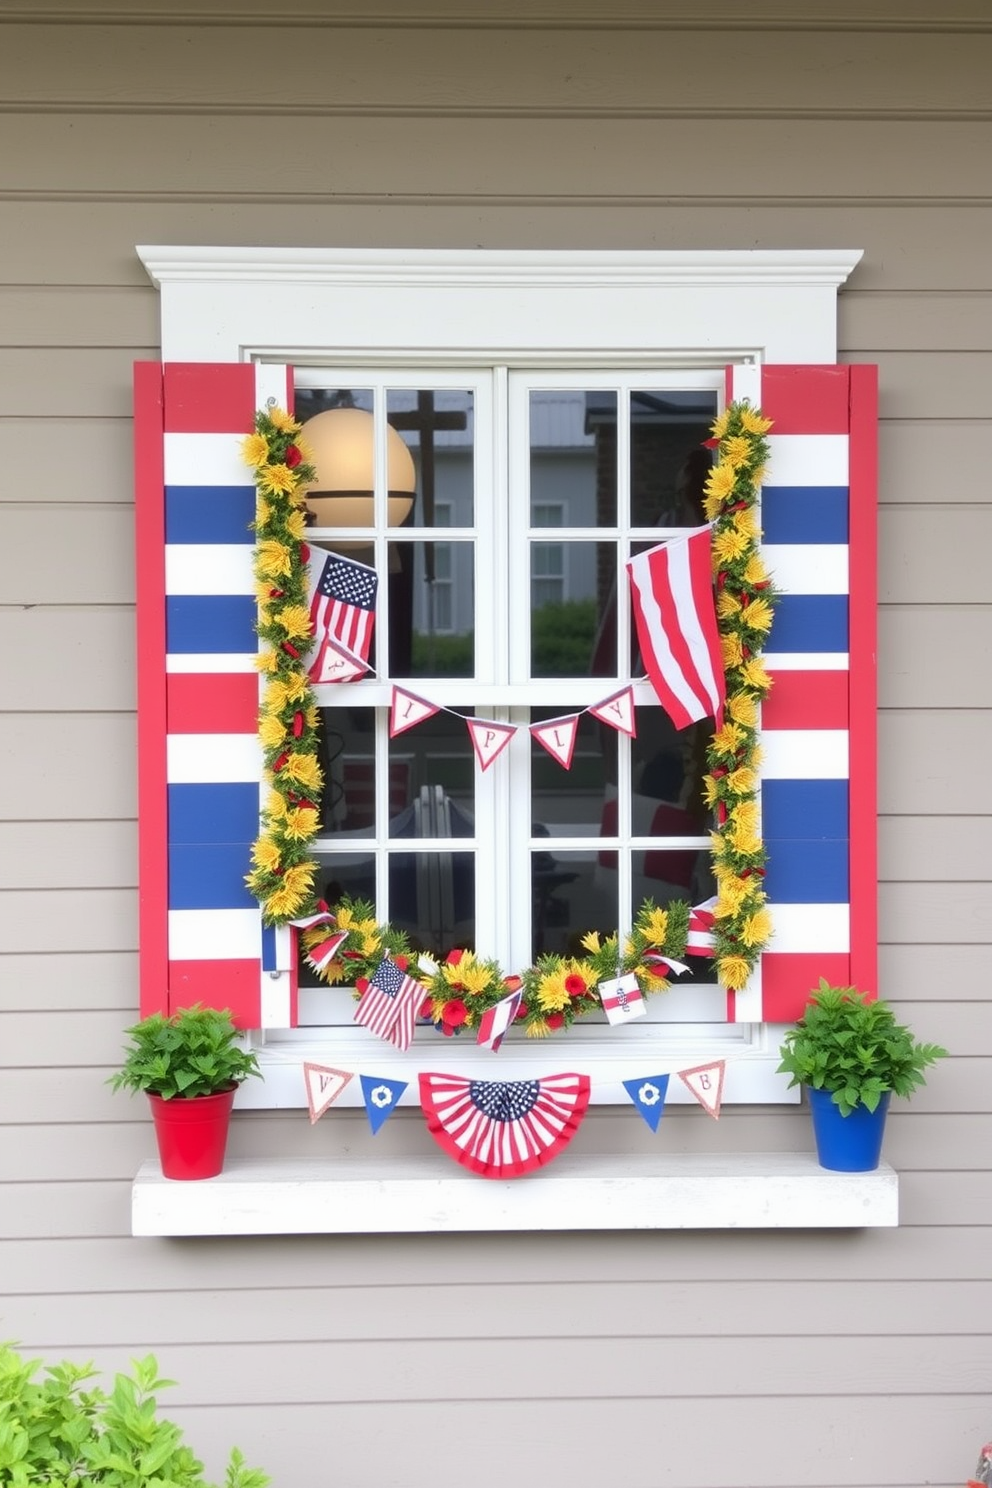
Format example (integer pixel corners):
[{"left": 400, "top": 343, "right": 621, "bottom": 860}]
[
  {"left": 467, "top": 718, "right": 516, "bottom": 772},
  {"left": 390, "top": 686, "right": 440, "bottom": 738},
  {"left": 303, "top": 1063, "right": 353, "bottom": 1124},
  {"left": 529, "top": 714, "right": 580, "bottom": 770},
  {"left": 588, "top": 686, "right": 637, "bottom": 738},
  {"left": 678, "top": 1059, "right": 726, "bottom": 1119}
]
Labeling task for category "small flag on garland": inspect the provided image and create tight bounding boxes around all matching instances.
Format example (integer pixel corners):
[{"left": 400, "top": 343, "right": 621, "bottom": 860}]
[
  {"left": 597, "top": 972, "right": 646, "bottom": 1025},
  {"left": 306, "top": 547, "right": 378, "bottom": 681},
  {"left": 622, "top": 1074, "right": 671, "bottom": 1132},
  {"left": 678, "top": 1059, "right": 726, "bottom": 1118},
  {"left": 359, "top": 1074, "right": 408, "bottom": 1134},
  {"left": 354, "top": 956, "right": 425, "bottom": 1051},
  {"left": 476, "top": 988, "right": 524, "bottom": 1052},
  {"left": 303, "top": 1063, "right": 353, "bottom": 1124},
  {"left": 686, "top": 897, "right": 717, "bottom": 957}
]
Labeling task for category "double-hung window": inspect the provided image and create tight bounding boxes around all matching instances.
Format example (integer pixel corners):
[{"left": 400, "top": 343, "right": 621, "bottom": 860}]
[{"left": 135, "top": 247, "right": 876, "bottom": 1108}]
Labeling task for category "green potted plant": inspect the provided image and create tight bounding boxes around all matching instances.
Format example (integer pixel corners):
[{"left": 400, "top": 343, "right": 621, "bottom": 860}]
[
  {"left": 777, "top": 979, "right": 947, "bottom": 1171},
  {"left": 110, "top": 1005, "right": 262, "bottom": 1180}
]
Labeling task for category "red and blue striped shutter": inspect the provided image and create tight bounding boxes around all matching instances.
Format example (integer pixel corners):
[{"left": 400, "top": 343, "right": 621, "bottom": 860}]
[
  {"left": 727, "top": 363, "right": 878, "bottom": 1024},
  {"left": 135, "top": 361, "right": 299, "bottom": 1029}
]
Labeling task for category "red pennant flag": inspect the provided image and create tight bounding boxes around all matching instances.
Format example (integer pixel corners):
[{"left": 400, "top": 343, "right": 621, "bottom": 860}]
[
  {"left": 390, "top": 686, "right": 440, "bottom": 737},
  {"left": 467, "top": 718, "right": 516, "bottom": 772},
  {"left": 588, "top": 686, "right": 637, "bottom": 738},
  {"left": 678, "top": 1059, "right": 726, "bottom": 1119},
  {"left": 529, "top": 714, "right": 580, "bottom": 770}
]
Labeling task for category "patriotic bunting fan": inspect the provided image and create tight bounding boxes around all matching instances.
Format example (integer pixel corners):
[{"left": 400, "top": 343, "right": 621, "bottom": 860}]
[{"left": 419, "top": 1072, "right": 591, "bottom": 1179}]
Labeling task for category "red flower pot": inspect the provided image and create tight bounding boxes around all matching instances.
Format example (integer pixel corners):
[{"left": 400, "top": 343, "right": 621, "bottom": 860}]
[{"left": 148, "top": 1087, "right": 237, "bottom": 1180}]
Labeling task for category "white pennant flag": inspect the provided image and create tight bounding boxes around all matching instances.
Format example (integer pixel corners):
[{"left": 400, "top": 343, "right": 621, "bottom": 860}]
[
  {"left": 311, "top": 637, "right": 367, "bottom": 683},
  {"left": 678, "top": 1060, "right": 726, "bottom": 1119},
  {"left": 467, "top": 718, "right": 516, "bottom": 772},
  {"left": 530, "top": 714, "right": 580, "bottom": 770},
  {"left": 588, "top": 686, "right": 637, "bottom": 738},
  {"left": 303, "top": 1063, "right": 353, "bottom": 1124},
  {"left": 390, "top": 686, "right": 440, "bottom": 737}
]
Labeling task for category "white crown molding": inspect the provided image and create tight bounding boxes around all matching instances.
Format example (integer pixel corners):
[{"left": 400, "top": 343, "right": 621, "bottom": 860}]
[{"left": 137, "top": 245, "right": 864, "bottom": 291}]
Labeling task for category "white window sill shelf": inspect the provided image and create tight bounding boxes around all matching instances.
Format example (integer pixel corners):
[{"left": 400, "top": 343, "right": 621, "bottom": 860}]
[{"left": 132, "top": 1154, "right": 898, "bottom": 1236}]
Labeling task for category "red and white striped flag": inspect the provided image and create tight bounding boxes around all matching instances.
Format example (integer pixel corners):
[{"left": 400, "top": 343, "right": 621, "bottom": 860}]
[
  {"left": 686, "top": 895, "right": 717, "bottom": 956},
  {"left": 476, "top": 988, "right": 523, "bottom": 1052},
  {"left": 354, "top": 956, "right": 423, "bottom": 1050},
  {"left": 627, "top": 526, "right": 724, "bottom": 730}
]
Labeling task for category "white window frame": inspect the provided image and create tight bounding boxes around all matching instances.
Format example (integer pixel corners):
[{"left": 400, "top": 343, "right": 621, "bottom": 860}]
[{"left": 138, "top": 245, "right": 862, "bottom": 1110}]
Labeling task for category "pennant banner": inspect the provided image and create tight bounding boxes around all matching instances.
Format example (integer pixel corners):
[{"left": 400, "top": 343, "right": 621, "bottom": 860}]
[
  {"left": 390, "top": 686, "right": 440, "bottom": 738},
  {"left": 303, "top": 1063, "right": 353, "bottom": 1124},
  {"left": 678, "top": 1059, "right": 726, "bottom": 1119},
  {"left": 588, "top": 686, "right": 637, "bottom": 738},
  {"left": 359, "top": 1074, "right": 409, "bottom": 1134},
  {"left": 467, "top": 718, "right": 517, "bottom": 772},
  {"left": 310, "top": 636, "right": 367, "bottom": 683},
  {"left": 597, "top": 972, "right": 647, "bottom": 1026},
  {"left": 530, "top": 715, "right": 580, "bottom": 770},
  {"left": 627, "top": 527, "right": 724, "bottom": 730},
  {"left": 622, "top": 1074, "right": 671, "bottom": 1133}
]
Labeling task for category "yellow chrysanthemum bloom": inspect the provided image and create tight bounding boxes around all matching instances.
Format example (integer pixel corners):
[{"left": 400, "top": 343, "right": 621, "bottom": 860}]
[
  {"left": 741, "top": 596, "right": 774, "bottom": 634},
  {"left": 710, "top": 409, "right": 731, "bottom": 440},
  {"left": 717, "top": 954, "right": 752, "bottom": 990},
  {"left": 739, "top": 907, "right": 773, "bottom": 948},
  {"left": 460, "top": 961, "right": 495, "bottom": 996},
  {"left": 255, "top": 497, "right": 272, "bottom": 527},
  {"left": 741, "top": 657, "right": 771, "bottom": 692},
  {"left": 640, "top": 906, "right": 669, "bottom": 944},
  {"left": 360, "top": 931, "right": 381, "bottom": 956},
  {"left": 727, "top": 692, "right": 758, "bottom": 728},
  {"left": 580, "top": 930, "right": 601, "bottom": 954},
  {"left": 732, "top": 506, "right": 761, "bottom": 541},
  {"left": 284, "top": 806, "right": 319, "bottom": 842},
  {"left": 712, "top": 527, "right": 750, "bottom": 566},
  {"left": 250, "top": 837, "right": 282, "bottom": 873},
  {"left": 281, "top": 753, "right": 323, "bottom": 791},
  {"left": 711, "top": 720, "right": 747, "bottom": 756},
  {"left": 259, "top": 463, "right": 298, "bottom": 497},
  {"left": 305, "top": 703, "right": 319, "bottom": 728},
  {"left": 265, "top": 789, "right": 288, "bottom": 819},
  {"left": 725, "top": 765, "right": 758, "bottom": 796},
  {"left": 715, "top": 875, "right": 750, "bottom": 918},
  {"left": 336, "top": 906, "right": 355, "bottom": 930},
  {"left": 704, "top": 462, "right": 737, "bottom": 503},
  {"left": 258, "top": 713, "right": 288, "bottom": 750},
  {"left": 721, "top": 631, "right": 744, "bottom": 669},
  {"left": 702, "top": 774, "right": 720, "bottom": 808},
  {"left": 749, "top": 464, "right": 768, "bottom": 488},
  {"left": 255, "top": 577, "right": 282, "bottom": 607},
  {"left": 536, "top": 971, "right": 571, "bottom": 1012},
  {"left": 728, "top": 823, "right": 763, "bottom": 856},
  {"left": 274, "top": 604, "right": 314, "bottom": 642},
  {"left": 721, "top": 435, "right": 754, "bottom": 470},
  {"left": 284, "top": 672, "right": 310, "bottom": 703},
  {"left": 286, "top": 508, "right": 308, "bottom": 542},
  {"left": 320, "top": 959, "right": 347, "bottom": 985},
  {"left": 263, "top": 679, "right": 290, "bottom": 713},
  {"left": 356, "top": 918, "right": 378, "bottom": 936},
  {"left": 241, "top": 432, "right": 271, "bottom": 467},
  {"left": 266, "top": 885, "right": 306, "bottom": 920},
  {"left": 642, "top": 968, "right": 671, "bottom": 993},
  {"left": 739, "top": 408, "right": 773, "bottom": 436},
  {"left": 255, "top": 647, "right": 280, "bottom": 674},
  {"left": 267, "top": 407, "right": 302, "bottom": 435},
  {"left": 255, "top": 539, "right": 293, "bottom": 580},
  {"left": 295, "top": 434, "right": 314, "bottom": 463},
  {"left": 716, "top": 589, "right": 742, "bottom": 620},
  {"left": 525, "top": 1017, "right": 552, "bottom": 1039},
  {"left": 744, "top": 553, "right": 770, "bottom": 587},
  {"left": 703, "top": 488, "right": 724, "bottom": 523},
  {"left": 283, "top": 863, "right": 316, "bottom": 897},
  {"left": 731, "top": 799, "right": 760, "bottom": 833}
]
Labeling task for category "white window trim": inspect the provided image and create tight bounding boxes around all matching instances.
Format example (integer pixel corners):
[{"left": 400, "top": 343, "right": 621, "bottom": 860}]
[{"left": 139, "top": 245, "right": 862, "bottom": 1112}]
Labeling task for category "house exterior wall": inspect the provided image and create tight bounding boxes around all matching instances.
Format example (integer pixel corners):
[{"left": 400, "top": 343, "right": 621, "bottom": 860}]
[{"left": 0, "top": 3, "right": 990, "bottom": 1485}]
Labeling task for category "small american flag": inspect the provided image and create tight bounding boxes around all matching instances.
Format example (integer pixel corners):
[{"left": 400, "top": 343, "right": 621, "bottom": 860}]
[
  {"left": 354, "top": 956, "right": 423, "bottom": 1050},
  {"left": 627, "top": 526, "right": 724, "bottom": 730},
  {"left": 307, "top": 549, "right": 378, "bottom": 672}
]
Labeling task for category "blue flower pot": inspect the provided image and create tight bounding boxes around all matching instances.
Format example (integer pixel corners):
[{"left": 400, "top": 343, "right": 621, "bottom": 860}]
[{"left": 806, "top": 1087, "right": 890, "bottom": 1172}]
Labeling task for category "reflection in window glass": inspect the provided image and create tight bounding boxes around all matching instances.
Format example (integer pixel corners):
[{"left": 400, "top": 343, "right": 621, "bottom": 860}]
[
  {"left": 391, "top": 540, "right": 474, "bottom": 678},
  {"left": 531, "top": 541, "right": 616, "bottom": 678},
  {"left": 630, "top": 711, "right": 715, "bottom": 826},
  {"left": 315, "top": 707, "right": 376, "bottom": 837},
  {"left": 530, "top": 391, "right": 616, "bottom": 527},
  {"left": 531, "top": 849, "right": 617, "bottom": 960},
  {"left": 389, "top": 852, "right": 475, "bottom": 954},
  {"left": 388, "top": 712, "right": 475, "bottom": 839},
  {"left": 531, "top": 709, "right": 616, "bottom": 838},
  {"left": 387, "top": 389, "right": 474, "bottom": 528},
  {"left": 629, "top": 390, "right": 718, "bottom": 528}
]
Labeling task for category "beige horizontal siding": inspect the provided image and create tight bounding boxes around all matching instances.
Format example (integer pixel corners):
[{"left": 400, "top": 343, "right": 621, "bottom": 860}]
[
  {"left": 0, "top": 951, "right": 139, "bottom": 1011},
  {"left": 0, "top": 609, "right": 136, "bottom": 709},
  {"left": 0, "top": 715, "right": 135, "bottom": 818}
]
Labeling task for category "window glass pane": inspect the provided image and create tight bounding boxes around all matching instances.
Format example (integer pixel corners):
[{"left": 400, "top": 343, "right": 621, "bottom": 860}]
[
  {"left": 388, "top": 851, "right": 475, "bottom": 954},
  {"left": 532, "top": 849, "right": 617, "bottom": 960},
  {"left": 531, "top": 709, "right": 617, "bottom": 839},
  {"left": 309, "top": 847, "right": 377, "bottom": 914},
  {"left": 629, "top": 390, "right": 718, "bottom": 528},
  {"left": 391, "top": 540, "right": 474, "bottom": 677},
  {"left": 531, "top": 541, "right": 616, "bottom": 677},
  {"left": 530, "top": 390, "right": 616, "bottom": 527},
  {"left": 387, "top": 389, "right": 474, "bottom": 528},
  {"left": 388, "top": 713, "right": 475, "bottom": 839},
  {"left": 630, "top": 712, "right": 715, "bottom": 826},
  {"left": 315, "top": 707, "right": 376, "bottom": 837}
]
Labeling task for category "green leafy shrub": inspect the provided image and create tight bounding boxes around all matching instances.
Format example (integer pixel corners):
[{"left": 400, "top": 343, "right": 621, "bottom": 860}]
[
  {"left": 109, "top": 1005, "right": 262, "bottom": 1101},
  {"left": 777, "top": 979, "right": 948, "bottom": 1116},
  {"left": 0, "top": 1347, "right": 268, "bottom": 1486}
]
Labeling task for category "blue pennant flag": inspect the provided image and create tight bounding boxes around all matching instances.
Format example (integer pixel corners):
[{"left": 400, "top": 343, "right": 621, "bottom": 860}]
[
  {"left": 359, "top": 1074, "right": 409, "bottom": 1135},
  {"left": 622, "top": 1074, "right": 671, "bottom": 1133}
]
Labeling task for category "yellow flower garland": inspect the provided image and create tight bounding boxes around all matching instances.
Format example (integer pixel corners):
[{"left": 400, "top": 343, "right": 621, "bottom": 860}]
[
  {"left": 703, "top": 400, "right": 778, "bottom": 991},
  {"left": 241, "top": 406, "right": 323, "bottom": 926}
]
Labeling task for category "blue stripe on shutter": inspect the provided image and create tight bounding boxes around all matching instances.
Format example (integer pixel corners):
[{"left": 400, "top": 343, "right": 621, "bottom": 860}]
[
  {"left": 165, "top": 485, "right": 256, "bottom": 543},
  {"left": 764, "top": 594, "right": 848, "bottom": 653},
  {"left": 762, "top": 486, "right": 849, "bottom": 543},
  {"left": 168, "top": 783, "right": 260, "bottom": 845},
  {"left": 169, "top": 842, "right": 257, "bottom": 910},
  {"left": 762, "top": 780, "right": 849, "bottom": 840},
  {"left": 764, "top": 838, "right": 850, "bottom": 903},
  {"left": 166, "top": 595, "right": 258, "bottom": 653}
]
